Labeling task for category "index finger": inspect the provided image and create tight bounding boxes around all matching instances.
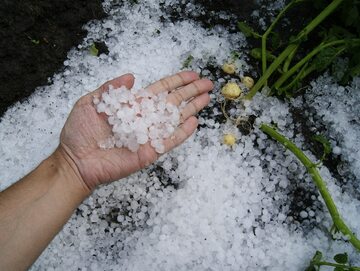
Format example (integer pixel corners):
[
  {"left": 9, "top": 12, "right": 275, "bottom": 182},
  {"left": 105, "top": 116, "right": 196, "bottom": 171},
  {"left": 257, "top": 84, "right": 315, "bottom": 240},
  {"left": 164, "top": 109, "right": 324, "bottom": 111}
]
[{"left": 146, "top": 71, "right": 199, "bottom": 94}]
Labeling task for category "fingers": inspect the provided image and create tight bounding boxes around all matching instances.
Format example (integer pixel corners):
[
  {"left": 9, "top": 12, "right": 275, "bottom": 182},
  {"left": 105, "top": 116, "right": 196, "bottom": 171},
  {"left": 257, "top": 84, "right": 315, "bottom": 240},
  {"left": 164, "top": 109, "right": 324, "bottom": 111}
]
[
  {"left": 163, "top": 116, "right": 198, "bottom": 152},
  {"left": 168, "top": 79, "right": 213, "bottom": 105},
  {"left": 92, "top": 73, "right": 135, "bottom": 98},
  {"left": 146, "top": 71, "right": 199, "bottom": 94},
  {"left": 180, "top": 93, "right": 210, "bottom": 122}
]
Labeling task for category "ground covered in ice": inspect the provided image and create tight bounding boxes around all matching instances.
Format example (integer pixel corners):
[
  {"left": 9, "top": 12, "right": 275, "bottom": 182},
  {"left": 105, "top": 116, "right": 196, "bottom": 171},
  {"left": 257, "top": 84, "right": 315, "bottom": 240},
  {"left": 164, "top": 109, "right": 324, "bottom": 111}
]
[{"left": 0, "top": 0, "right": 359, "bottom": 270}]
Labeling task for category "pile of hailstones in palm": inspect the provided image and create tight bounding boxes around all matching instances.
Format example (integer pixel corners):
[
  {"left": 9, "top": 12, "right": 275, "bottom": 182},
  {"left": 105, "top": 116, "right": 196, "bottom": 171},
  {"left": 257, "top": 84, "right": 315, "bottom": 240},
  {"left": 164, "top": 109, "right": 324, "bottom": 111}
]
[
  {"left": 94, "top": 86, "right": 186, "bottom": 154},
  {"left": 94, "top": 64, "right": 254, "bottom": 154}
]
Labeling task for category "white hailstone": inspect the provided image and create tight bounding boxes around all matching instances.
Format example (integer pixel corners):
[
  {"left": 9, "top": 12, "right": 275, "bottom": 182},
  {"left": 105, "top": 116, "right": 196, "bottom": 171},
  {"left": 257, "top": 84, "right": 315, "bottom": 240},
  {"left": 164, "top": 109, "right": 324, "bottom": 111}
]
[
  {"left": 93, "top": 96, "right": 100, "bottom": 105},
  {"left": 308, "top": 210, "right": 315, "bottom": 217},
  {"left": 333, "top": 146, "right": 341, "bottom": 155},
  {"left": 299, "top": 210, "right": 308, "bottom": 218},
  {"left": 95, "top": 86, "right": 181, "bottom": 153},
  {"left": 137, "top": 133, "right": 149, "bottom": 144}
]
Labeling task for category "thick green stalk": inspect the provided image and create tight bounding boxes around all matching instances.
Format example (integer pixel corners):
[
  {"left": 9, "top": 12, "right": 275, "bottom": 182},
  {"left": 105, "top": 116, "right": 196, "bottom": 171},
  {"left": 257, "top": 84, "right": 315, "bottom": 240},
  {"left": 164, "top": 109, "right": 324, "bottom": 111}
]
[
  {"left": 260, "top": 123, "right": 360, "bottom": 251},
  {"left": 261, "top": 0, "right": 302, "bottom": 78},
  {"left": 294, "top": 0, "right": 344, "bottom": 43},
  {"left": 246, "top": 0, "right": 345, "bottom": 100}
]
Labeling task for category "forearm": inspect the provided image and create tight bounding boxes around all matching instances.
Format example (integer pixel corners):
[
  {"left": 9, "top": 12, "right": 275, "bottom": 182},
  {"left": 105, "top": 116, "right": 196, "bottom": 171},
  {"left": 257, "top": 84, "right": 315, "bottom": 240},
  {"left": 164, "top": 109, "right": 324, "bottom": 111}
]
[{"left": 0, "top": 148, "right": 91, "bottom": 271}]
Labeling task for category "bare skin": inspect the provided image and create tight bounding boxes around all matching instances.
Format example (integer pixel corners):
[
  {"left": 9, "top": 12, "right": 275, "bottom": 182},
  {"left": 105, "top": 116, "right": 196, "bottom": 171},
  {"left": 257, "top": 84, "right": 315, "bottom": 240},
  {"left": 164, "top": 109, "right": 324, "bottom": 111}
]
[{"left": 0, "top": 71, "right": 213, "bottom": 271}]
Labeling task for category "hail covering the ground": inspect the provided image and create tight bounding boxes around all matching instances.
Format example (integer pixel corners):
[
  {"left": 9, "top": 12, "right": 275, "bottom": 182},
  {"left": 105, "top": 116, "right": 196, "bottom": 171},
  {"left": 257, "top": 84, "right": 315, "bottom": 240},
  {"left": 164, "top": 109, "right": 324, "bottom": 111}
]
[{"left": 0, "top": 0, "right": 359, "bottom": 270}]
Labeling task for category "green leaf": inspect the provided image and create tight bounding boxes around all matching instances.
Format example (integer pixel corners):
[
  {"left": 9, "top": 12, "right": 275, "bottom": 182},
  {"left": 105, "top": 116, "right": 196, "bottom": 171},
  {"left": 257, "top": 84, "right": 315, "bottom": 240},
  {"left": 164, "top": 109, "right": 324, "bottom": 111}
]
[
  {"left": 89, "top": 44, "right": 99, "bottom": 56},
  {"left": 312, "top": 134, "right": 331, "bottom": 161},
  {"left": 182, "top": 55, "right": 194, "bottom": 69},
  {"left": 334, "top": 267, "right": 345, "bottom": 271},
  {"left": 334, "top": 253, "right": 348, "bottom": 264},
  {"left": 250, "top": 48, "right": 262, "bottom": 60},
  {"left": 326, "top": 26, "right": 356, "bottom": 40},
  {"left": 270, "top": 31, "right": 281, "bottom": 49},
  {"left": 349, "top": 63, "right": 360, "bottom": 77},
  {"left": 250, "top": 48, "right": 276, "bottom": 61},
  {"left": 27, "top": 35, "right": 40, "bottom": 45},
  {"left": 237, "top": 21, "right": 261, "bottom": 38},
  {"left": 309, "top": 45, "right": 345, "bottom": 74},
  {"left": 231, "top": 51, "right": 242, "bottom": 60}
]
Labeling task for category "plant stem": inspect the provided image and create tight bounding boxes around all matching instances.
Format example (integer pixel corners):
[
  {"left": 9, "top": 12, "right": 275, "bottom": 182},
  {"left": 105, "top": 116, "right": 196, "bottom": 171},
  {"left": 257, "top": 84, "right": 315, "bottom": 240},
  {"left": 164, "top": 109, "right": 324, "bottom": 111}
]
[
  {"left": 317, "top": 261, "right": 360, "bottom": 270},
  {"left": 294, "top": 0, "right": 344, "bottom": 43},
  {"left": 261, "top": 0, "right": 302, "bottom": 80},
  {"left": 277, "top": 62, "right": 309, "bottom": 95},
  {"left": 274, "top": 39, "right": 359, "bottom": 90},
  {"left": 245, "top": 44, "right": 298, "bottom": 99},
  {"left": 283, "top": 45, "right": 299, "bottom": 73},
  {"left": 260, "top": 123, "right": 360, "bottom": 251},
  {"left": 245, "top": 0, "right": 345, "bottom": 100},
  {"left": 277, "top": 44, "right": 351, "bottom": 94}
]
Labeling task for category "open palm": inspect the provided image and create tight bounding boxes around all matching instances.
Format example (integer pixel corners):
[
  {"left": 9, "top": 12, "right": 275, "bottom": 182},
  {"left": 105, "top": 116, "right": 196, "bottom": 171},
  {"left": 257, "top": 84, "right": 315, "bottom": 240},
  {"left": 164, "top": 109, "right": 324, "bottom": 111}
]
[{"left": 59, "top": 72, "right": 213, "bottom": 190}]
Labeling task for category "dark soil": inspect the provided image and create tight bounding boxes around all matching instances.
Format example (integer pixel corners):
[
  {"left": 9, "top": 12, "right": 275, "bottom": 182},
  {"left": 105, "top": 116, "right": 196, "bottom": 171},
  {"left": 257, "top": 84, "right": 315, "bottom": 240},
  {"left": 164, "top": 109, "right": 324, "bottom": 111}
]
[{"left": 0, "top": 0, "right": 106, "bottom": 117}]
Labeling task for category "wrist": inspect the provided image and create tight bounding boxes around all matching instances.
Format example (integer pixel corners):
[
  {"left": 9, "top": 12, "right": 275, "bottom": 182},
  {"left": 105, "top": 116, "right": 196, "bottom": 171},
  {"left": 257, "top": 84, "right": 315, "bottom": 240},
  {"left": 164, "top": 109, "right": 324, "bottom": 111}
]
[{"left": 50, "top": 147, "right": 92, "bottom": 198}]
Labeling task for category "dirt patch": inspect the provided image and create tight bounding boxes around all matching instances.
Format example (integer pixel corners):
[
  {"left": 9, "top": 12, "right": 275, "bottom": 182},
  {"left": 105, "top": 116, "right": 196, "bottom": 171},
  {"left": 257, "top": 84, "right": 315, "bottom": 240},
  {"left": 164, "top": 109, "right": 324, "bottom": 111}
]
[{"left": 0, "top": 0, "right": 106, "bottom": 117}]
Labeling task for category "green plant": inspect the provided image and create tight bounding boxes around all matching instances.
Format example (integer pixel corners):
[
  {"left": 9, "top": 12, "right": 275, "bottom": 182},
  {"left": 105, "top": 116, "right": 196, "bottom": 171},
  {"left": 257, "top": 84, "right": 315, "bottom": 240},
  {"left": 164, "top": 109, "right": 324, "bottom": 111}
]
[
  {"left": 182, "top": 54, "right": 194, "bottom": 69},
  {"left": 305, "top": 251, "right": 360, "bottom": 270},
  {"left": 312, "top": 134, "right": 332, "bottom": 162},
  {"left": 260, "top": 123, "right": 360, "bottom": 251},
  {"left": 220, "top": 0, "right": 360, "bottom": 264},
  {"left": 89, "top": 43, "right": 99, "bottom": 56},
  {"left": 237, "top": 0, "right": 360, "bottom": 99},
  {"left": 27, "top": 35, "right": 40, "bottom": 45}
]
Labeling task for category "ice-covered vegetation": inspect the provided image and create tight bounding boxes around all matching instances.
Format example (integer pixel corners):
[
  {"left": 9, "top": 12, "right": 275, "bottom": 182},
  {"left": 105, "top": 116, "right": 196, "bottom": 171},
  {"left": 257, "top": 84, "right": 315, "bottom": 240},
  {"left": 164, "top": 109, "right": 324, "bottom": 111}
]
[{"left": 0, "top": 0, "right": 359, "bottom": 270}]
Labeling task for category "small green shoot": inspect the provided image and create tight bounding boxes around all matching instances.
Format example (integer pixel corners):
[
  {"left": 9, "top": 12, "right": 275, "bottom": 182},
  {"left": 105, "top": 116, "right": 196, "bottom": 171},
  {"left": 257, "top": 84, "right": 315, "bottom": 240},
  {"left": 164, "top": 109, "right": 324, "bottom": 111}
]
[
  {"left": 312, "top": 134, "right": 332, "bottom": 161},
  {"left": 89, "top": 44, "right": 99, "bottom": 57},
  {"left": 27, "top": 35, "right": 40, "bottom": 45},
  {"left": 230, "top": 51, "right": 242, "bottom": 60},
  {"left": 182, "top": 55, "right": 194, "bottom": 69},
  {"left": 305, "top": 251, "right": 360, "bottom": 270}
]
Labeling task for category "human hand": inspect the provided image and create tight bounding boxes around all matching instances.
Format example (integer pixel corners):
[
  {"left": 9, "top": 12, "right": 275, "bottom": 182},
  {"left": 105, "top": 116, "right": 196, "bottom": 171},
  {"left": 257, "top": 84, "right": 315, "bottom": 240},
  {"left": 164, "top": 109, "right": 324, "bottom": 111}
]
[{"left": 57, "top": 71, "right": 213, "bottom": 191}]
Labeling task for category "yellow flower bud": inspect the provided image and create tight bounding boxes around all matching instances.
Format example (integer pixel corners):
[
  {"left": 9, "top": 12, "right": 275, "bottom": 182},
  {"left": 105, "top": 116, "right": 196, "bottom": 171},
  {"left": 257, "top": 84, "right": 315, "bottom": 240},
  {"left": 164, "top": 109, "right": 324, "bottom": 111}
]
[
  {"left": 221, "top": 82, "right": 242, "bottom": 99},
  {"left": 241, "top": 76, "right": 254, "bottom": 89},
  {"left": 222, "top": 63, "right": 236, "bottom": 74},
  {"left": 223, "top": 133, "right": 236, "bottom": 146}
]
